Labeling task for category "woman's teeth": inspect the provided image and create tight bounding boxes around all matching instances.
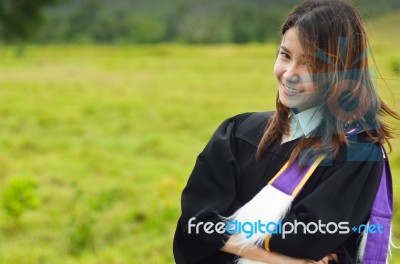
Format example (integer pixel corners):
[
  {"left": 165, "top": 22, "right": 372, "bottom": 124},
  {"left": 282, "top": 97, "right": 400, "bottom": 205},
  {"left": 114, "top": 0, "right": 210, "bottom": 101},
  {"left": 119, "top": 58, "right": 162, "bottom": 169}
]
[{"left": 284, "top": 84, "right": 300, "bottom": 93}]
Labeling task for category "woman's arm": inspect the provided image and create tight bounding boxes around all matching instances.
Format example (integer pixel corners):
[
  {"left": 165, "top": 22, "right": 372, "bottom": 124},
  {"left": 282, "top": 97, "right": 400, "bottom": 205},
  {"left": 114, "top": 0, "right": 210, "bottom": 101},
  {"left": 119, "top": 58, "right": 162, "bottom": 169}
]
[
  {"left": 221, "top": 242, "right": 308, "bottom": 264},
  {"left": 220, "top": 235, "right": 338, "bottom": 264}
]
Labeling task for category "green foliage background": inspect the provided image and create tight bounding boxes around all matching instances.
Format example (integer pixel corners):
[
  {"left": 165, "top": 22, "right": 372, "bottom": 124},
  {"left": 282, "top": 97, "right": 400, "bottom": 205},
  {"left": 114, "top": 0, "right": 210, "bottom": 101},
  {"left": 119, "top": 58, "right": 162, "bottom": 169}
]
[
  {"left": 0, "top": 10, "right": 399, "bottom": 264},
  {"left": 30, "top": 0, "right": 400, "bottom": 44},
  {"left": 0, "top": 0, "right": 57, "bottom": 43}
]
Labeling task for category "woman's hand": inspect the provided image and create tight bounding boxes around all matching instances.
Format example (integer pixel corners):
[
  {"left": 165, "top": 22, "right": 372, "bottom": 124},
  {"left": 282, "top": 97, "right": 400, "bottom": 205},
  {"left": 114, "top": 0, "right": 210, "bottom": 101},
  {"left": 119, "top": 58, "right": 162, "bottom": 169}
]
[
  {"left": 310, "top": 254, "right": 339, "bottom": 264},
  {"left": 220, "top": 235, "right": 339, "bottom": 264}
]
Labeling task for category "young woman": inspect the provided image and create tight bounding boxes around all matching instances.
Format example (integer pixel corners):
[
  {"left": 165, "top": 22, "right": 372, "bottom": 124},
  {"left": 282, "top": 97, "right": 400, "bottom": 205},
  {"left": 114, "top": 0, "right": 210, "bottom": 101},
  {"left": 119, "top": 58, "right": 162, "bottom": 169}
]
[{"left": 173, "top": 0, "right": 398, "bottom": 263}]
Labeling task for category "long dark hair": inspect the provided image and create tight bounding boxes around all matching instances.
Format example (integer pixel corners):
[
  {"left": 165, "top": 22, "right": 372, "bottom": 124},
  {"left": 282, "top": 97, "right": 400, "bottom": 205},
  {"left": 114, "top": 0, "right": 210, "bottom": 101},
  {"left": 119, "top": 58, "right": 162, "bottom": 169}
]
[{"left": 256, "top": 0, "right": 399, "bottom": 165}]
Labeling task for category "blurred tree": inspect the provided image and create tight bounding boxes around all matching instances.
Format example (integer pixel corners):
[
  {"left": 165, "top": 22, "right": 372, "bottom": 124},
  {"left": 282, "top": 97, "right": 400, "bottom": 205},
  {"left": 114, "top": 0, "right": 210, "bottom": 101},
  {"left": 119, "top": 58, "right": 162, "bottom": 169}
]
[
  {"left": 65, "top": 0, "right": 99, "bottom": 43},
  {"left": 353, "top": 0, "right": 391, "bottom": 17},
  {"left": 230, "top": 6, "right": 259, "bottom": 43},
  {"left": 128, "top": 13, "right": 166, "bottom": 43},
  {"left": 0, "top": 0, "right": 58, "bottom": 43},
  {"left": 228, "top": 4, "right": 284, "bottom": 43},
  {"left": 11, "top": 0, "right": 400, "bottom": 44},
  {"left": 172, "top": 1, "right": 231, "bottom": 43}
]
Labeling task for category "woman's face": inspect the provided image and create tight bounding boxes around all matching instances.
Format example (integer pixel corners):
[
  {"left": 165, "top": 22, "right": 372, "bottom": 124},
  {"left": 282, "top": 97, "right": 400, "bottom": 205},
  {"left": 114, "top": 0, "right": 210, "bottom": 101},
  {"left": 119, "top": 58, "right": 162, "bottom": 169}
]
[{"left": 274, "top": 27, "right": 319, "bottom": 112}]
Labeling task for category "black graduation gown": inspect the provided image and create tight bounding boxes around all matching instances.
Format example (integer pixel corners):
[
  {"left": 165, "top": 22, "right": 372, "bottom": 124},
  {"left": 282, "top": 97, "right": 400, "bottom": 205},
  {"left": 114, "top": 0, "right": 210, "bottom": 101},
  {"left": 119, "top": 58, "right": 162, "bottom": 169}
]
[{"left": 173, "top": 111, "right": 383, "bottom": 264}]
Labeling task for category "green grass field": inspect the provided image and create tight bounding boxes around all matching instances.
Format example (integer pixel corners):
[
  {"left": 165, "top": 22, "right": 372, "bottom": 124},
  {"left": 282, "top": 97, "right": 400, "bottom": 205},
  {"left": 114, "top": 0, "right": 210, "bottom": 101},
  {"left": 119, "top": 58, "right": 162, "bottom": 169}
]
[{"left": 0, "top": 15, "right": 399, "bottom": 264}]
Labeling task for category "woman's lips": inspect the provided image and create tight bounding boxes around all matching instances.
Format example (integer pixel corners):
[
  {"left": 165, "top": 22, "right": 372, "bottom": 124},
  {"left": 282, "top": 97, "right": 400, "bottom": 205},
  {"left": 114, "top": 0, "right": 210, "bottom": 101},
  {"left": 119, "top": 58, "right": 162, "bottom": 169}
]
[{"left": 282, "top": 82, "right": 302, "bottom": 95}]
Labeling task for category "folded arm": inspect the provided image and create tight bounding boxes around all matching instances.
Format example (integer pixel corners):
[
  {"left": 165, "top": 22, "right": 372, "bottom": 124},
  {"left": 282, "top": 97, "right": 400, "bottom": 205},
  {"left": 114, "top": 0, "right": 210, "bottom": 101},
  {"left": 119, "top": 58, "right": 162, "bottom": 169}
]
[{"left": 221, "top": 235, "right": 338, "bottom": 264}]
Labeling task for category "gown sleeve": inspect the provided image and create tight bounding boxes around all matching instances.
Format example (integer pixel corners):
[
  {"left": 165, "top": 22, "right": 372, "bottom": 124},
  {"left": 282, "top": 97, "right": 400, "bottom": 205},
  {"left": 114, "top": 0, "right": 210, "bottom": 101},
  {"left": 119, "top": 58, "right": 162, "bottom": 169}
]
[
  {"left": 268, "top": 140, "right": 384, "bottom": 262},
  {"left": 173, "top": 114, "right": 251, "bottom": 263}
]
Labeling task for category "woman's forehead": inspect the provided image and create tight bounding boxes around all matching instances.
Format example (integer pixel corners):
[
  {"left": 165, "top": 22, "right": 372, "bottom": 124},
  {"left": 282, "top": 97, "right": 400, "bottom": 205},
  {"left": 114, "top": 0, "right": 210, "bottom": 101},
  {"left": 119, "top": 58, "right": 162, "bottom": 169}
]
[{"left": 281, "top": 27, "right": 309, "bottom": 58}]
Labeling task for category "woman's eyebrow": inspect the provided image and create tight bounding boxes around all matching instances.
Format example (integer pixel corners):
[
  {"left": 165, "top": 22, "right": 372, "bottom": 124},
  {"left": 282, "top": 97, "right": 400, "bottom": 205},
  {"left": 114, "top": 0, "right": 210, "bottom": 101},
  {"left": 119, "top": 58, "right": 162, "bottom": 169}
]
[{"left": 280, "top": 45, "right": 291, "bottom": 54}]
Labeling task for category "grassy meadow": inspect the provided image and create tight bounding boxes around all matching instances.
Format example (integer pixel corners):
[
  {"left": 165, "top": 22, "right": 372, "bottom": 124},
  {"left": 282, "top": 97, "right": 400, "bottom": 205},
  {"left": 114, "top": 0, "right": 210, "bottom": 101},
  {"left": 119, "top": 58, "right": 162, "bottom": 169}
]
[{"left": 0, "top": 14, "right": 400, "bottom": 264}]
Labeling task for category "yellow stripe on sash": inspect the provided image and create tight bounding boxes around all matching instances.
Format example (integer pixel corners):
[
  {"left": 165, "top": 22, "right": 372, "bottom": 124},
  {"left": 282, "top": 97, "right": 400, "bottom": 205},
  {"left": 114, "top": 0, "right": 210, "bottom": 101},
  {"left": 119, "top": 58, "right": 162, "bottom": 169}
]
[
  {"left": 268, "top": 156, "right": 325, "bottom": 195},
  {"left": 264, "top": 236, "right": 271, "bottom": 251},
  {"left": 291, "top": 155, "right": 325, "bottom": 197},
  {"left": 268, "top": 162, "right": 289, "bottom": 185}
]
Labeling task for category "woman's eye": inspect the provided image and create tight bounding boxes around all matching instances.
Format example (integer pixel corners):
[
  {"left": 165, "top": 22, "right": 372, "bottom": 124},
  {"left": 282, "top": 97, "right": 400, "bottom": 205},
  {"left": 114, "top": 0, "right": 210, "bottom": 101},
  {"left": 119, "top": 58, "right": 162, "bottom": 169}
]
[{"left": 280, "top": 52, "right": 290, "bottom": 59}]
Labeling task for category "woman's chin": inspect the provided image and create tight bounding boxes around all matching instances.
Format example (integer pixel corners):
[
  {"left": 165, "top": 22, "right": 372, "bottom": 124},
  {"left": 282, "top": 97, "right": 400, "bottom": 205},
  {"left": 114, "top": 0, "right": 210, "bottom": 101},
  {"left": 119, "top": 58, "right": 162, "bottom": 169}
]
[{"left": 279, "top": 96, "right": 297, "bottom": 109}]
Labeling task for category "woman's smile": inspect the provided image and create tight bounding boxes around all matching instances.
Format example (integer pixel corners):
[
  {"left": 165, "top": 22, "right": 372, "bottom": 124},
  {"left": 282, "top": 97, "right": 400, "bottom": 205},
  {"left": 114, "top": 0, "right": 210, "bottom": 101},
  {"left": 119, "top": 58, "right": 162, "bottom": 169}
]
[{"left": 281, "top": 82, "right": 301, "bottom": 95}]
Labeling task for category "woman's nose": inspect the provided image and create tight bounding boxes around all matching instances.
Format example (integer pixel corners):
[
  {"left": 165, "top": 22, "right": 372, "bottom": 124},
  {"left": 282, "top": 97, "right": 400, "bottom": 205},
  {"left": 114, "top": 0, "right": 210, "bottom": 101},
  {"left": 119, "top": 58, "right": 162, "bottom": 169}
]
[{"left": 283, "top": 64, "right": 301, "bottom": 83}]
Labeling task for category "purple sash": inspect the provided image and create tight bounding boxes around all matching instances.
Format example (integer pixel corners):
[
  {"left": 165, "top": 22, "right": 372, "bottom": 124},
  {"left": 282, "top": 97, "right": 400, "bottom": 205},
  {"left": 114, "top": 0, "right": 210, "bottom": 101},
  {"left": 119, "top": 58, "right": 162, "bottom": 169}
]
[
  {"left": 362, "top": 148, "right": 393, "bottom": 263},
  {"left": 269, "top": 147, "right": 393, "bottom": 263}
]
